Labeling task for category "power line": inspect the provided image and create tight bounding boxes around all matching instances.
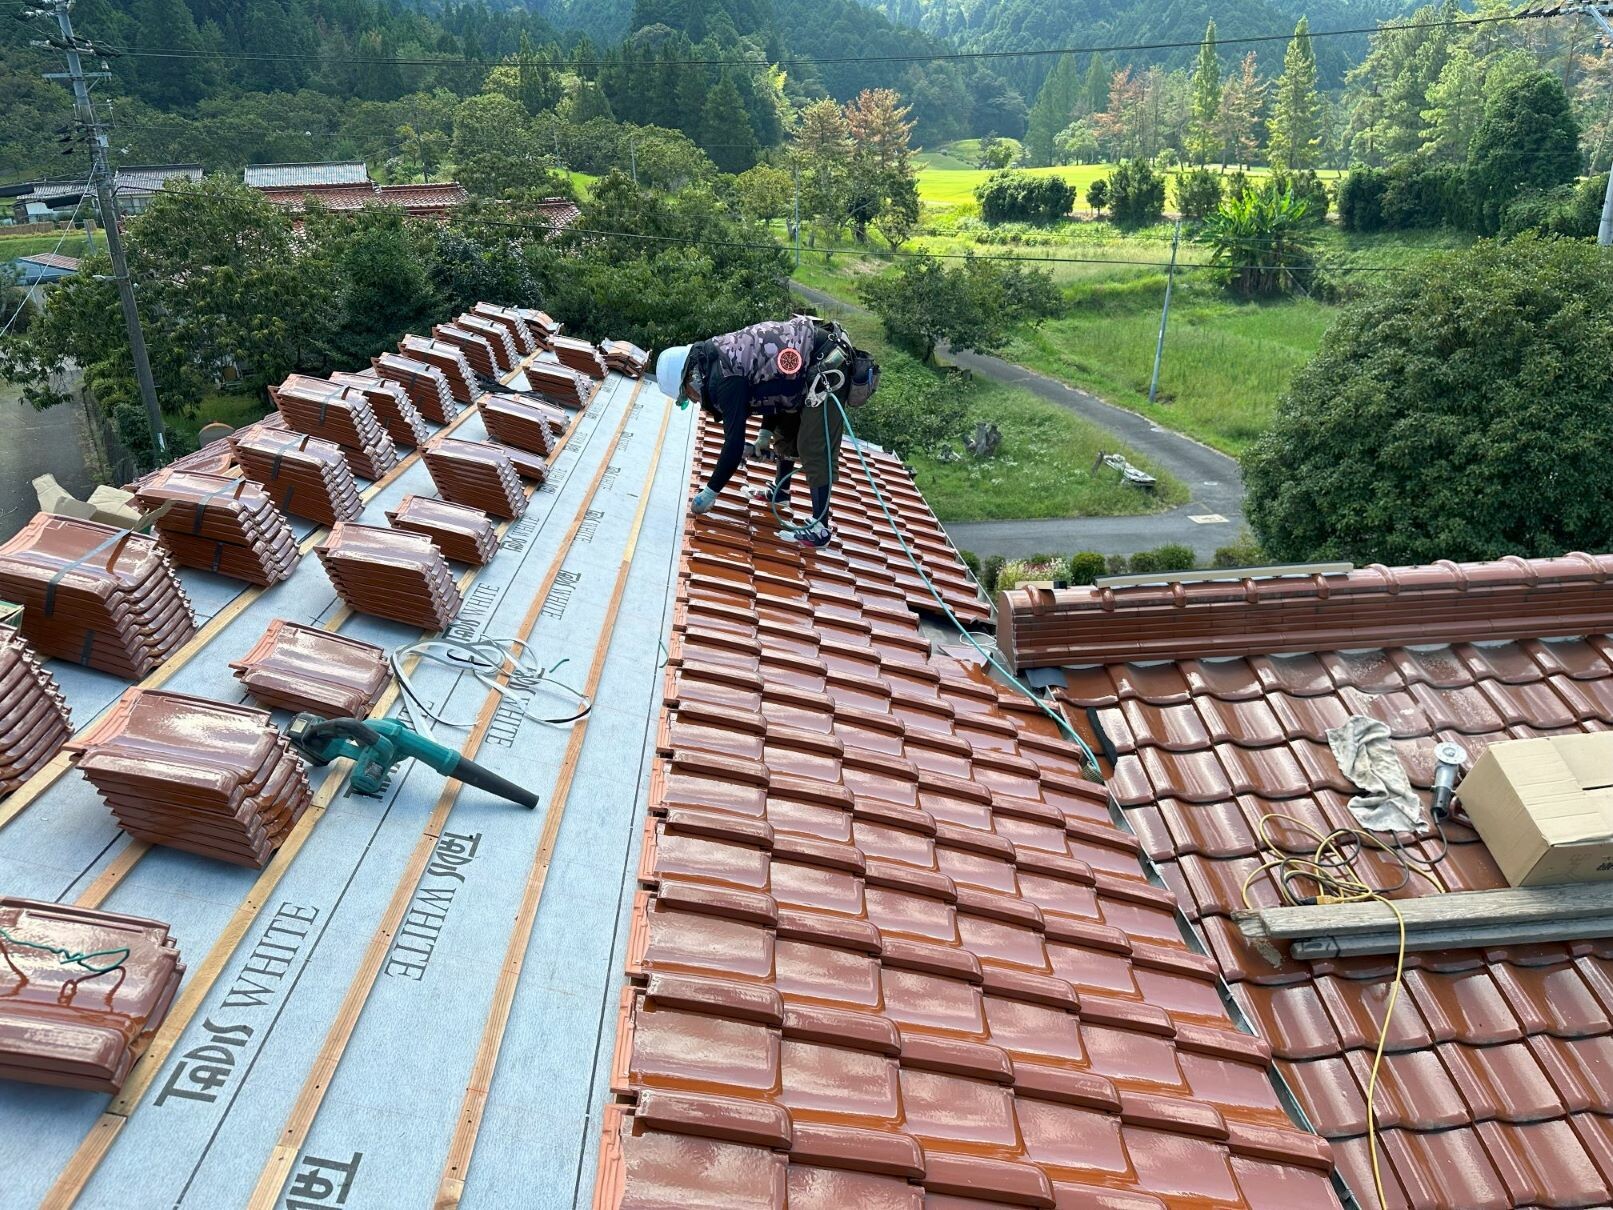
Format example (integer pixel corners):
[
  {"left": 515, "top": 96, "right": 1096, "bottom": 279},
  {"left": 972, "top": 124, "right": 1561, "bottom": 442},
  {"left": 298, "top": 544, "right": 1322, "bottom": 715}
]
[
  {"left": 94, "top": 11, "right": 1557, "bottom": 70},
  {"left": 0, "top": 187, "right": 91, "bottom": 339}
]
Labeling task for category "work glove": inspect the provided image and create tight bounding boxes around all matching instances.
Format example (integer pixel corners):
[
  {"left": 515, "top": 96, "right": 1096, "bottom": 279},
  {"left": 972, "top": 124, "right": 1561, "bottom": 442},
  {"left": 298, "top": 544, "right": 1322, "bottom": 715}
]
[
  {"left": 745, "top": 428, "right": 777, "bottom": 462},
  {"left": 690, "top": 486, "right": 718, "bottom": 515}
]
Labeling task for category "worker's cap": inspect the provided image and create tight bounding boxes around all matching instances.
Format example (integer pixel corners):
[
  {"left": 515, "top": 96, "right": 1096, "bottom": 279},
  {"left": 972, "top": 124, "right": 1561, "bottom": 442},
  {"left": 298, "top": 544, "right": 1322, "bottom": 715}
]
[{"left": 655, "top": 345, "right": 692, "bottom": 403}]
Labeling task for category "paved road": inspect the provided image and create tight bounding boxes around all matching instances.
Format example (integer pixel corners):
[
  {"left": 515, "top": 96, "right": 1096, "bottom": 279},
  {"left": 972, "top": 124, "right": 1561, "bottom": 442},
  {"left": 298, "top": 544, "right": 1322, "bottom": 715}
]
[
  {"left": 791, "top": 281, "right": 1246, "bottom": 559},
  {"left": 0, "top": 380, "right": 98, "bottom": 542}
]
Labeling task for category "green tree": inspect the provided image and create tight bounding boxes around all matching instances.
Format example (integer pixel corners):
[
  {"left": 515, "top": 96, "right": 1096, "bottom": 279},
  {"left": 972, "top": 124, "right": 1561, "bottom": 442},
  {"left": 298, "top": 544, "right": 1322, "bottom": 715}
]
[
  {"left": 873, "top": 175, "right": 921, "bottom": 251},
  {"left": 791, "top": 98, "right": 853, "bottom": 244},
  {"left": 514, "top": 33, "right": 562, "bottom": 116},
  {"left": 1202, "top": 183, "right": 1318, "bottom": 297},
  {"left": 1174, "top": 167, "right": 1225, "bottom": 222},
  {"left": 860, "top": 252, "right": 1056, "bottom": 362},
  {"left": 316, "top": 208, "right": 440, "bottom": 364},
  {"left": 701, "top": 73, "right": 759, "bottom": 174},
  {"left": 1187, "top": 20, "right": 1221, "bottom": 165},
  {"left": 127, "top": 0, "right": 214, "bottom": 107},
  {"left": 734, "top": 163, "right": 792, "bottom": 222},
  {"left": 1246, "top": 239, "right": 1613, "bottom": 564},
  {"left": 1347, "top": 0, "right": 1460, "bottom": 166},
  {"left": 1024, "top": 54, "right": 1082, "bottom": 167},
  {"left": 1267, "top": 18, "right": 1321, "bottom": 170},
  {"left": 1105, "top": 159, "right": 1166, "bottom": 227},
  {"left": 451, "top": 94, "right": 561, "bottom": 198},
  {"left": 1215, "top": 52, "right": 1264, "bottom": 169},
  {"left": 1468, "top": 71, "right": 1581, "bottom": 235},
  {"left": 844, "top": 88, "right": 918, "bottom": 244},
  {"left": 1086, "top": 178, "right": 1109, "bottom": 215}
]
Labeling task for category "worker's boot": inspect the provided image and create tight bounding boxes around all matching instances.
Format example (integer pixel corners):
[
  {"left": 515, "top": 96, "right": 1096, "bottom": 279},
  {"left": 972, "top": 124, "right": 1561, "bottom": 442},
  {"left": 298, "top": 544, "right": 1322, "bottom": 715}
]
[{"left": 785, "top": 521, "right": 831, "bottom": 549}]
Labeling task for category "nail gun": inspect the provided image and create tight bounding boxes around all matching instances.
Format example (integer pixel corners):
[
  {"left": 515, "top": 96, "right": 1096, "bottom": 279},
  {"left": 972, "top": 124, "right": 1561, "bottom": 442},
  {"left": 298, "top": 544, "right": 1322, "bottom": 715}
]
[{"left": 285, "top": 714, "right": 539, "bottom": 809}]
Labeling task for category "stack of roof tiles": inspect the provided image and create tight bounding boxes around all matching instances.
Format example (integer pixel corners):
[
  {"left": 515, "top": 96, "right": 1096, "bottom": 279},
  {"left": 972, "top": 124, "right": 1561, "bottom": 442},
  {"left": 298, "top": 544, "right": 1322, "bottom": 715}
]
[
  {"left": 594, "top": 420, "right": 1340, "bottom": 1210},
  {"left": 0, "top": 628, "right": 72, "bottom": 796},
  {"left": 0, "top": 515, "right": 197, "bottom": 679},
  {"left": 702, "top": 422, "right": 991, "bottom": 628},
  {"left": 231, "top": 618, "right": 389, "bottom": 718},
  {"left": 400, "top": 335, "right": 478, "bottom": 404},
  {"left": 456, "top": 313, "right": 519, "bottom": 372},
  {"left": 998, "top": 554, "right": 1613, "bottom": 1209},
  {"left": 470, "top": 302, "right": 537, "bottom": 356},
  {"left": 371, "top": 352, "right": 460, "bottom": 424},
  {"left": 549, "top": 334, "right": 607, "bottom": 379},
  {"left": 271, "top": 374, "right": 399, "bottom": 481},
  {"left": 524, "top": 363, "right": 592, "bottom": 409},
  {"left": 231, "top": 425, "right": 363, "bottom": 527},
  {"left": 124, "top": 439, "right": 237, "bottom": 494},
  {"left": 478, "top": 395, "right": 559, "bottom": 458},
  {"left": 315, "top": 522, "right": 462, "bottom": 631},
  {"left": 386, "top": 495, "right": 499, "bottom": 566},
  {"left": 433, "top": 323, "right": 502, "bottom": 381},
  {"left": 600, "top": 340, "right": 650, "bottom": 377},
  {"left": 328, "top": 370, "right": 430, "bottom": 448},
  {"left": 68, "top": 688, "right": 313, "bottom": 868},
  {"left": 516, "top": 307, "right": 560, "bottom": 347},
  {"left": 421, "top": 438, "right": 527, "bottom": 519},
  {"left": 0, "top": 898, "right": 182, "bottom": 1091},
  {"left": 133, "top": 470, "right": 300, "bottom": 587}
]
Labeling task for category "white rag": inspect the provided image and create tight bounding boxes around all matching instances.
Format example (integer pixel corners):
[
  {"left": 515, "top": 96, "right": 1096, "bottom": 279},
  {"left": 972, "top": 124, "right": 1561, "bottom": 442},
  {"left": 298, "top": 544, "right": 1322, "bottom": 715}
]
[{"left": 1325, "top": 715, "right": 1424, "bottom": 832}]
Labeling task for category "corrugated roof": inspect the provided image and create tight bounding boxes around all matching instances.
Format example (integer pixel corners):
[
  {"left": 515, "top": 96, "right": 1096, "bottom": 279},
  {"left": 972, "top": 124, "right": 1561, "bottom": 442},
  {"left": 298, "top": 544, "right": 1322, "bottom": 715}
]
[
  {"left": 1010, "top": 559, "right": 1613, "bottom": 1208},
  {"left": 114, "top": 165, "right": 202, "bottom": 194},
  {"left": 20, "top": 252, "right": 80, "bottom": 272},
  {"left": 243, "top": 161, "right": 369, "bottom": 187},
  {"left": 593, "top": 423, "right": 1341, "bottom": 1208}
]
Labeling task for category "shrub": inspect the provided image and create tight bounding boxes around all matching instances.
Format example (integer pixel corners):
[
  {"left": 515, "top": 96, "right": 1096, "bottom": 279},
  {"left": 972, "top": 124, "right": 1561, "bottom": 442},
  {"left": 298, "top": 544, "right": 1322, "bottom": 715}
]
[
  {"left": 1381, "top": 163, "right": 1471, "bottom": 231},
  {"left": 1337, "top": 167, "right": 1389, "bottom": 233},
  {"left": 997, "top": 557, "right": 1067, "bottom": 591},
  {"left": 1068, "top": 551, "right": 1107, "bottom": 584},
  {"left": 1468, "top": 71, "right": 1581, "bottom": 235},
  {"left": 1174, "top": 168, "right": 1225, "bottom": 223},
  {"left": 1501, "top": 174, "right": 1606, "bottom": 239},
  {"left": 849, "top": 350, "right": 969, "bottom": 456},
  {"left": 981, "top": 554, "right": 1006, "bottom": 595},
  {"left": 1106, "top": 159, "right": 1167, "bottom": 228},
  {"left": 1202, "top": 183, "right": 1319, "bottom": 298},
  {"left": 975, "top": 172, "right": 1076, "bottom": 225},
  {"left": 1104, "top": 554, "right": 1129, "bottom": 575},
  {"left": 1269, "top": 169, "right": 1330, "bottom": 222},
  {"left": 1128, "top": 543, "right": 1197, "bottom": 575},
  {"left": 1246, "top": 238, "right": 1613, "bottom": 563},
  {"left": 1211, "top": 533, "right": 1266, "bottom": 568},
  {"left": 1086, "top": 178, "right": 1109, "bottom": 215},
  {"left": 960, "top": 549, "right": 982, "bottom": 579}
]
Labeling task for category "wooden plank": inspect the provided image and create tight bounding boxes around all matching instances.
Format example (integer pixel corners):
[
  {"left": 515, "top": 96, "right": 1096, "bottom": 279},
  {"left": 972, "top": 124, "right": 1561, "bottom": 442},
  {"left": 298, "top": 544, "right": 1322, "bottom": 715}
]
[
  {"left": 1237, "top": 881, "right": 1613, "bottom": 942},
  {"left": 245, "top": 383, "right": 643, "bottom": 1210},
  {"left": 435, "top": 394, "right": 672, "bottom": 1208},
  {"left": 0, "top": 352, "right": 538, "bottom": 835}
]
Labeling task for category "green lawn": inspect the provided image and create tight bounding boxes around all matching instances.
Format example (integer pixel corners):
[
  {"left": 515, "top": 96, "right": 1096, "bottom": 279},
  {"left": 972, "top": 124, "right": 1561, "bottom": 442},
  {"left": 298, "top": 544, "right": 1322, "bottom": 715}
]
[
  {"left": 166, "top": 389, "right": 271, "bottom": 446},
  {"left": 0, "top": 232, "right": 91, "bottom": 261}
]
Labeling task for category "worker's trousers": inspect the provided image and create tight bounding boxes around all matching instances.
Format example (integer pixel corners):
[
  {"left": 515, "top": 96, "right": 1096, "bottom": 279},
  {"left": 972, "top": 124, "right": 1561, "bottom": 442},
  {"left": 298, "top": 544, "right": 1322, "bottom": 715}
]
[{"left": 770, "top": 402, "right": 844, "bottom": 491}]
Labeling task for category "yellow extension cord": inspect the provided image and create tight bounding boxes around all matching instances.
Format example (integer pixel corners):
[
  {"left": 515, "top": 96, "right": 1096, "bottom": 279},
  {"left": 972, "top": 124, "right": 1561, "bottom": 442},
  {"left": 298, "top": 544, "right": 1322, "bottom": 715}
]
[{"left": 1241, "top": 814, "right": 1424, "bottom": 1210}]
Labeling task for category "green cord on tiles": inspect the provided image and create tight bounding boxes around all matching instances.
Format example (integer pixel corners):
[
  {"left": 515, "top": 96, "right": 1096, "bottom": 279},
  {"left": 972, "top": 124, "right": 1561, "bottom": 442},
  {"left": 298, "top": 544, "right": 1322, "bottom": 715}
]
[{"left": 0, "top": 927, "right": 130, "bottom": 977}]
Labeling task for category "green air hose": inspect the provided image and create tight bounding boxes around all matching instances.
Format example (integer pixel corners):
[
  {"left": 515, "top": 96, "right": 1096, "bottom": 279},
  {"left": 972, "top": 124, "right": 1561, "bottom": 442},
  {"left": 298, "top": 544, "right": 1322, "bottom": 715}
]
[
  {"left": 0, "top": 927, "right": 130, "bottom": 977},
  {"left": 765, "top": 392, "right": 840, "bottom": 533}
]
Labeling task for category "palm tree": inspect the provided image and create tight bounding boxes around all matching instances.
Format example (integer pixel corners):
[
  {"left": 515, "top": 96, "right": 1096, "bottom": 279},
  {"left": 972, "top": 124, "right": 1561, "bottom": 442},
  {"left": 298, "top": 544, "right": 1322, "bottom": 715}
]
[{"left": 1201, "top": 183, "right": 1318, "bottom": 297}]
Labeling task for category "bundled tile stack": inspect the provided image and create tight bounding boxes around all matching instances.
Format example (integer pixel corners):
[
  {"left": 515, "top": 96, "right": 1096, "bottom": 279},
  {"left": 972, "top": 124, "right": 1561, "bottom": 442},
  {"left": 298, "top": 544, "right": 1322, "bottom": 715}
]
[
  {"left": 433, "top": 323, "right": 502, "bottom": 380},
  {"left": 515, "top": 307, "right": 561, "bottom": 347},
  {"left": 386, "top": 495, "right": 499, "bottom": 565},
  {"left": 549, "top": 335, "right": 608, "bottom": 380},
  {"left": 124, "top": 439, "right": 237, "bottom": 494},
  {"left": 371, "top": 352, "right": 460, "bottom": 424},
  {"left": 68, "top": 688, "right": 314, "bottom": 868},
  {"left": 0, "top": 628, "right": 72, "bottom": 796},
  {"left": 232, "top": 425, "right": 364, "bottom": 527},
  {"left": 315, "top": 522, "right": 463, "bottom": 631},
  {"left": 0, "top": 897, "right": 183, "bottom": 1091},
  {"left": 457, "top": 314, "right": 519, "bottom": 371},
  {"left": 600, "top": 340, "right": 650, "bottom": 377},
  {"left": 231, "top": 619, "right": 389, "bottom": 718},
  {"left": 422, "top": 438, "right": 528, "bottom": 518},
  {"left": 470, "top": 302, "right": 536, "bottom": 355},
  {"left": 0, "top": 515, "right": 197, "bottom": 679},
  {"left": 272, "top": 375, "right": 399, "bottom": 481},
  {"left": 525, "top": 362, "right": 592, "bottom": 409},
  {"left": 133, "top": 470, "right": 300, "bottom": 587},
  {"left": 400, "top": 335, "right": 477, "bottom": 404},
  {"left": 328, "top": 371, "right": 430, "bottom": 448},
  {"left": 478, "top": 395, "right": 558, "bottom": 457}
]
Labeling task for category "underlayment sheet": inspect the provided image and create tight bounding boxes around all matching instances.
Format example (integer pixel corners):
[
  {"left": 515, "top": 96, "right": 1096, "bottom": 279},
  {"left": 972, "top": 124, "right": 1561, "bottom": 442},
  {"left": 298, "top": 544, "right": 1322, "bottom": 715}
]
[{"left": 0, "top": 369, "right": 642, "bottom": 1207}]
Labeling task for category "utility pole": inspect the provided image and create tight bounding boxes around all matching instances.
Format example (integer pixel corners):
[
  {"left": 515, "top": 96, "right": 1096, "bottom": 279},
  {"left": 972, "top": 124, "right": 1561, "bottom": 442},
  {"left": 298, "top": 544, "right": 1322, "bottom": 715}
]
[
  {"left": 1572, "top": 3, "right": 1613, "bottom": 246},
  {"left": 1148, "top": 220, "right": 1181, "bottom": 406},
  {"left": 792, "top": 164, "right": 801, "bottom": 268},
  {"left": 629, "top": 138, "right": 637, "bottom": 187},
  {"left": 33, "top": 0, "right": 165, "bottom": 457}
]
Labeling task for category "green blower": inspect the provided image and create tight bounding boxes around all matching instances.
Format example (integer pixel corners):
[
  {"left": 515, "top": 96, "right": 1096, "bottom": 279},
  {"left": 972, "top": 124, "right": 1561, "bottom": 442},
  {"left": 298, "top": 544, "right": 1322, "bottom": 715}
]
[{"left": 285, "top": 714, "right": 539, "bottom": 809}]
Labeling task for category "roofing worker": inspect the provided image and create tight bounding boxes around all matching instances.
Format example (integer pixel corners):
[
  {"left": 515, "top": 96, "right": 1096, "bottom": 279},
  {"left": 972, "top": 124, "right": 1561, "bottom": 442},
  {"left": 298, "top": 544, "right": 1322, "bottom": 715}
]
[{"left": 655, "top": 315, "right": 878, "bottom": 548}]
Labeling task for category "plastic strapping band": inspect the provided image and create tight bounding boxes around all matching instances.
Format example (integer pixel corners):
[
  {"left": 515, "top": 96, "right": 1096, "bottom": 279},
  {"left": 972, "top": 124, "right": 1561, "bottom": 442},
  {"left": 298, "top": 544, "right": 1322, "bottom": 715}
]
[
  {"left": 187, "top": 478, "right": 248, "bottom": 536},
  {"left": 42, "top": 501, "right": 177, "bottom": 616}
]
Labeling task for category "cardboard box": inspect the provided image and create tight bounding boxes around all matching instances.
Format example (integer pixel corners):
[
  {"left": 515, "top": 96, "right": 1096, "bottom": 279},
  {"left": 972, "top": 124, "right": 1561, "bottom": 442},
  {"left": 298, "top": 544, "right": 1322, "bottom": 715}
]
[{"left": 1457, "top": 733, "right": 1613, "bottom": 886}]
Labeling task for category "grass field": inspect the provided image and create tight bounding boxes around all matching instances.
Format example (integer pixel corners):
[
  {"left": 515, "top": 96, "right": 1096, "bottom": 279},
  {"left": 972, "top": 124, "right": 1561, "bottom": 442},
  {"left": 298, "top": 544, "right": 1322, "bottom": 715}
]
[
  {"left": 165, "top": 390, "right": 270, "bottom": 447},
  {"left": 0, "top": 232, "right": 91, "bottom": 261}
]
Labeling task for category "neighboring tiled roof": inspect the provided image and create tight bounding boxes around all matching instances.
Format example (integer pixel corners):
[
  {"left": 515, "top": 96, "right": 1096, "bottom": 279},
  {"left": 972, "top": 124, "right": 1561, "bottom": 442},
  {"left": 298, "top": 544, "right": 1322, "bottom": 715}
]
[
  {"left": 113, "top": 165, "right": 203, "bottom": 194},
  {"left": 255, "top": 180, "right": 469, "bottom": 218},
  {"left": 21, "top": 252, "right": 79, "bottom": 272},
  {"left": 536, "top": 196, "right": 581, "bottom": 231},
  {"left": 593, "top": 422, "right": 1342, "bottom": 1209},
  {"left": 374, "top": 182, "right": 469, "bottom": 211},
  {"left": 243, "top": 161, "right": 369, "bottom": 187},
  {"left": 1023, "top": 557, "right": 1613, "bottom": 1209}
]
